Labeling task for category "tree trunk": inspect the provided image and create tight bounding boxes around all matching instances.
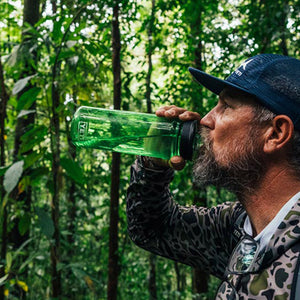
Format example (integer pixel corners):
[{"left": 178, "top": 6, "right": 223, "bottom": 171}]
[
  {"left": 149, "top": 254, "right": 157, "bottom": 300},
  {"left": 279, "top": 0, "right": 289, "bottom": 56},
  {"left": 174, "top": 261, "right": 181, "bottom": 291},
  {"left": 145, "top": 0, "right": 155, "bottom": 114},
  {"left": 107, "top": 3, "right": 121, "bottom": 300},
  {"left": 0, "top": 51, "right": 10, "bottom": 300},
  {"left": 192, "top": 268, "right": 208, "bottom": 297},
  {"left": 190, "top": 8, "right": 209, "bottom": 295},
  {"left": 49, "top": 5, "right": 87, "bottom": 297},
  {"left": 66, "top": 92, "right": 77, "bottom": 249},
  {"left": 145, "top": 1, "right": 159, "bottom": 299},
  {"left": 107, "top": 152, "right": 121, "bottom": 300},
  {"left": 50, "top": 4, "right": 62, "bottom": 292},
  {"left": 50, "top": 82, "right": 62, "bottom": 298},
  {"left": 65, "top": 102, "right": 77, "bottom": 297}
]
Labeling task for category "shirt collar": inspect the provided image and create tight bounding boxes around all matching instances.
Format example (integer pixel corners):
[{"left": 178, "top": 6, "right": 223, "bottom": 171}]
[{"left": 243, "top": 191, "right": 300, "bottom": 250}]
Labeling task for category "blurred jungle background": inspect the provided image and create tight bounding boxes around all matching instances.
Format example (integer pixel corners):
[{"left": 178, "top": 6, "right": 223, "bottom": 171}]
[{"left": 0, "top": 0, "right": 299, "bottom": 299}]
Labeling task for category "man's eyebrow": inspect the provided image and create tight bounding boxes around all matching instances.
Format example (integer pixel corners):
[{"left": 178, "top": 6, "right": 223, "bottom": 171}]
[
  {"left": 219, "top": 92, "right": 232, "bottom": 102},
  {"left": 219, "top": 92, "right": 226, "bottom": 101}
]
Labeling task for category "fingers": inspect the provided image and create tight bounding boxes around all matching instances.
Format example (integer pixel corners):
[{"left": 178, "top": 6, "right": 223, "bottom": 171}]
[
  {"left": 156, "top": 105, "right": 201, "bottom": 121},
  {"left": 156, "top": 105, "right": 187, "bottom": 118},
  {"left": 178, "top": 110, "right": 201, "bottom": 121},
  {"left": 142, "top": 156, "right": 186, "bottom": 171}
]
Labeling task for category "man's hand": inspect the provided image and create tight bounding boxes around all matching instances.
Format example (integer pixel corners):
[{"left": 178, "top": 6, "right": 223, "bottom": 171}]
[
  {"left": 156, "top": 105, "right": 201, "bottom": 122},
  {"left": 144, "top": 105, "right": 201, "bottom": 171}
]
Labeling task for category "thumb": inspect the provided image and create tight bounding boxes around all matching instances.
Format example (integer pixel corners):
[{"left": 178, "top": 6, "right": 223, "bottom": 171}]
[{"left": 169, "top": 156, "right": 186, "bottom": 171}]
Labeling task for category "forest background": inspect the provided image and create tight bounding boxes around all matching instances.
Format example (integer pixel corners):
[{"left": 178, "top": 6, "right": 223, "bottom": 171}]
[{"left": 0, "top": 0, "right": 299, "bottom": 299}]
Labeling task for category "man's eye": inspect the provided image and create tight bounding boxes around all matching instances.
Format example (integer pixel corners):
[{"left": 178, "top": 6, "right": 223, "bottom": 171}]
[
  {"left": 223, "top": 102, "right": 230, "bottom": 109},
  {"left": 218, "top": 99, "right": 232, "bottom": 111}
]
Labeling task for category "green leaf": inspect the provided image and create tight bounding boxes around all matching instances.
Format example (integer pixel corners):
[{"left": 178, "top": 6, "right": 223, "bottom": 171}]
[
  {"left": 3, "top": 161, "right": 24, "bottom": 193},
  {"left": 84, "top": 43, "right": 99, "bottom": 56},
  {"left": 12, "top": 238, "right": 32, "bottom": 261},
  {"left": 0, "top": 194, "right": 9, "bottom": 218},
  {"left": 6, "top": 252, "right": 12, "bottom": 272},
  {"left": 20, "top": 125, "right": 48, "bottom": 153},
  {"left": 0, "top": 2, "right": 14, "bottom": 18},
  {"left": 0, "top": 274, "right": 9, "bottom": 286},
  {"left": 57, "top": 49, "right": 77, "bottom": 61},
  {"left": 60, "top": 156, "right": 85, "bottom": 185},
  {"left": 53, "top": 17, "right": 64, "bottom": 41},
  {"left": 17, "top": 110, "right": 36, "bottom": 118},
  {"left": 7, "top": 45, "right": 20, "bottom": 67},
  {"left": 21, "top": 124, "right": 48, "bottom": 142},
  {"left": 30, "top": 167, "right": 50, "bottom": 186},
  {"left": 71, "top": 266, "right": 88, "bottom": 280},
  {"left": 24, "top": 149, "right": 46, "bottom": 170},
  {"left": 36, "top": 208, "right": 54, "bottom": 238},
  {"left": 19, "top": 252, "right": 39, "bottom": 272},
  {"left": 18, "top": 213, "right": 31, "bottom": 236},
  {"left": 16, "top": 87, "right": 41, "bottom": 111},
  {"left": 12, "top": 75, "right": 36, "bottom": 95}
]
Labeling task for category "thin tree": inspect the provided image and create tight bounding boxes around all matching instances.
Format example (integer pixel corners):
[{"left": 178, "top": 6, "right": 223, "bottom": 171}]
[
  {"left": 107, "top": 2, "right": 121, "bottom": 300},
  {"left": 145, "top": 0, "right": 158, "bottom": 299},
  {"left": 48, "top": 4, "right": 87, "bottom": 296},
  {"left": 278, "top": 0, "right": 289, "bottom": 55},
  {"left": 65, "top": 90, "right": 77, "bottom": 284},
  {"left": 0, "top": 51, "right": 10, "bottom": 300},
  {"left": 49, "top": 1, "right": 61, "bottom": 296},
  {"left": 50, "top": 48, "right": 62, "bottom": 299},
  {"left": 187, "top": 1, "right": 209, "bottom": 295}
]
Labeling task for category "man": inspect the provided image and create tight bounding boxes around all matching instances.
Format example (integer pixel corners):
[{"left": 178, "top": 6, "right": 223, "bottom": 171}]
[{"left": 126, "top": 54, "right": 300, "bottom": 299}]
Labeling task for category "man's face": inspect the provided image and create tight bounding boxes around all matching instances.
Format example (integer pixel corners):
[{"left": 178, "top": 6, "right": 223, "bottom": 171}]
[{"left": 193, "top": 90, "right": 267, "bottom": 196}]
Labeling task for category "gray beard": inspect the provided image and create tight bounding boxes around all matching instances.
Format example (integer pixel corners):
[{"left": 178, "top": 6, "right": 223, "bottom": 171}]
[{"left": 192, "top": 127, "right": 266, "bottom": 197}]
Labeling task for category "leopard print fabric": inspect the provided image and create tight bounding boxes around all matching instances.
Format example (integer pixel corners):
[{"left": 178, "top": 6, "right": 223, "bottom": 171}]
[
  {"left": 127, "top": 158, "right": 243, "bottom": 277},
  {"left": 126, "top": 157, "right": 300, "bottom": 299}
]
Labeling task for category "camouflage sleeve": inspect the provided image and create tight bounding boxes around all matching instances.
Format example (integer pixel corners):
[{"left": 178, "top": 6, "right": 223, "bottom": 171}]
[{"left": 126, "top": 157, "right": 243, "bottom": 279}]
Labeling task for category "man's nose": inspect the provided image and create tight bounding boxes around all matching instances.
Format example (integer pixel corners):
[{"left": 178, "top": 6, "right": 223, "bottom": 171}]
[{"left": 200, "top": 109, "right": 215, "bottom": 130}]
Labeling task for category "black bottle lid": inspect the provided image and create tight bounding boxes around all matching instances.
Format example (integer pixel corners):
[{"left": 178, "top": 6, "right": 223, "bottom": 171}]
[{"left": 179, "top": 120, "right": 199, "bottom": 160}]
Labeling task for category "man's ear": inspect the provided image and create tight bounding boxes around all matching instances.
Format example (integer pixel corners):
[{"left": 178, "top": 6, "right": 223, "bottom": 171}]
[{"left": 263, "top": 115, "right": 294, "bottom": 154}]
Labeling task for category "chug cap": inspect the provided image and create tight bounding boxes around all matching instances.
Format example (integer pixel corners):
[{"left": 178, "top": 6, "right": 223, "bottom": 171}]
[
  {"left": 179, "top": 120, "right": 198, "bottom": 160},
  {"left": 189, "top": 54, "right": 300, "bottom": 130}
]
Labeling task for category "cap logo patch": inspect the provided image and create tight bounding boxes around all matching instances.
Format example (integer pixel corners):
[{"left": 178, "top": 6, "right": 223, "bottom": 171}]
[{"left": 235, "top": 58, "right": 254, "bottom": 77}]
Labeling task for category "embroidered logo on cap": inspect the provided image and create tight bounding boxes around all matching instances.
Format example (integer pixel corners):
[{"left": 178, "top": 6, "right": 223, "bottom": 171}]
[{"left": 235, "top": 58, "right": 254, "bottom": 77}]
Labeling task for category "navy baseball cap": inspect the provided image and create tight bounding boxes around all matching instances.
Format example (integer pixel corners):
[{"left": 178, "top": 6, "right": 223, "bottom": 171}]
[{"left": 189, "top": 54, "right": 300, "bottom": 130}]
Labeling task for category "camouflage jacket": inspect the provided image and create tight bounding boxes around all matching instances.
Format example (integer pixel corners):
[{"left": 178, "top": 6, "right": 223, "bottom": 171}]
[{"left": 126, "top": 158, "right": 300, "bottom": 299}]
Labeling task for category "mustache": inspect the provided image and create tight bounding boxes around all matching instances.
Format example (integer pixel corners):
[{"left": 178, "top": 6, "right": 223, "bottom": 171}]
[
  {"left": 193, "top": 125, "right": 265, "bottom": 197},
  {"left": 200, "top": 126, "right": 212, "bottom": 149}
]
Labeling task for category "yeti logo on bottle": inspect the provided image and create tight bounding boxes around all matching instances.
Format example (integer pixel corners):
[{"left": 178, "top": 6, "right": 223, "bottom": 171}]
[{"left": 78, "top": 121, "right": 88, "bottom": 140}]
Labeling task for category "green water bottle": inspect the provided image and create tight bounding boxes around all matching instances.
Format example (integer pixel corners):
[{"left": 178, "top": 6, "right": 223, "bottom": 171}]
[{"left": 70, "top": 106, "right": 199, "bottom": 160}]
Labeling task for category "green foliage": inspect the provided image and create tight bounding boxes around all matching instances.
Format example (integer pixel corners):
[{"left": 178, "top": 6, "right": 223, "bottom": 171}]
[
  {"left": 60, "top": 156, "right": 86, "bottom": 185},
  {"left": 19, "top": 125, "right": 48, "bottom": 154},
  {"left": 1, "top": 0, "right": 299, "bottom": 299},
  {"left": 36, "top": 208, "right": 55, "bottom": 238}
]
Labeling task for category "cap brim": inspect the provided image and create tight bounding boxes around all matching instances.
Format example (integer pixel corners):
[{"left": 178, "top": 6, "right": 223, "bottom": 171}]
[{"left": 188, "top": 67, "right": 250, "bottom": 96}]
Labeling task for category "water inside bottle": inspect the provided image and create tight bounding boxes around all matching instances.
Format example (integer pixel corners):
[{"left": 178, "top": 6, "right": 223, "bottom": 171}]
[
  {"left": 71, "top": 112, "right": 181, "bottom": 159},
  {"left": 73, "top": 134, "right": 178, "bottom": 159}
]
